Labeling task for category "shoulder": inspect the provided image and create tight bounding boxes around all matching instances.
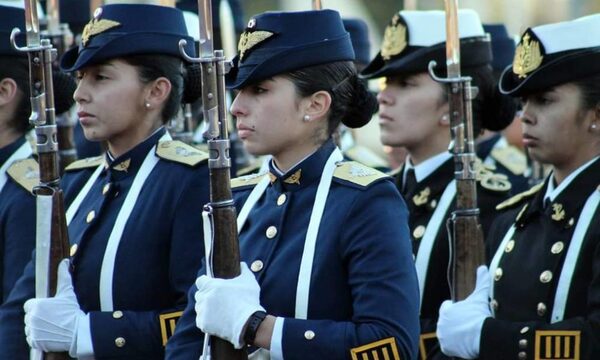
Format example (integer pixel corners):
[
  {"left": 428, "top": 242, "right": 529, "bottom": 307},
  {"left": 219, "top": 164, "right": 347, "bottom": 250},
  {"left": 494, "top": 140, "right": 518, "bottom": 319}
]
[
  {"left": 495, "top": 182, "right": 544, "bottom": 211},
  {"left": 490, "top": 145, "right": 527, "bottom": 175},
  {"left": 65, "top": 155, "right": 105, "bottom": 172},
  {"left": 231, "top": 172, "right": 269, "bottom": 191},
  {"left": 156, "top": 140, "right": 209, "bottom": 167},
  {"left": 344, "top": 145, "right": 389, "bottom": 171},
  {"left": 7, "top": 158, "right": 39, "bottom": 194},
  {"left": 333, "top": 161, "right": 391, "bottom": 189}
]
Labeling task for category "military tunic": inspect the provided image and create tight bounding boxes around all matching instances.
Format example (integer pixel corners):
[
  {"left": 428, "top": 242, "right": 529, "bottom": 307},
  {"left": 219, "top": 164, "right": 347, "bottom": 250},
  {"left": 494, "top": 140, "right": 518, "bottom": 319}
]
[
  {"left": 477, "top": 134, "right": 529, "bottom": 194},
  {"left": 394, "top": 155, "right": 510, "bottom": 359},
  {"left": 0, "top": 137, "right": 36, "bottom": 303},
  {"left": 481, "top": 156, "right": 600, "bottom": 359},
  {"left": 166, "top": 140, "right": 420, "bottom": 360},
  {"left": 0, "top": 128, "right": 211, "bottom": 360}
]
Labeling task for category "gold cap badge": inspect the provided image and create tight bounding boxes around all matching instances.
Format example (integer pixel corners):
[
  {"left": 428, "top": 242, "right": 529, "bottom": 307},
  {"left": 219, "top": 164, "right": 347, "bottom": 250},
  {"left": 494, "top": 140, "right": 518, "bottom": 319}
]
[
  {"left": 81, "top": 17, "right": 121, "bottom": 47},
  {"left": 513, "top": 32, "right": 544, "bottom": 79},
  {"left": 238, "top": 30, "right": 274, "bottom": 62},
  {"left": 381, "top": 14, "right": 407, "bottom": 61}
]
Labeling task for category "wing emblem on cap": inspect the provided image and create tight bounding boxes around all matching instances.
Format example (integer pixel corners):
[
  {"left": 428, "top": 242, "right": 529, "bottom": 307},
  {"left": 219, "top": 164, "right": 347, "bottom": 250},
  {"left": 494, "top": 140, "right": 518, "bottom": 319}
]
[
  {"left": 238, "top": 30, "right": 274, "bottom": 62},
  {"left": 381, "top": 14, "right": 407, "bottom": 60},
  {"left": 513, "top": 33, "right": 543, "bottom": 78},
  {"left": 81, "top": 18, "right": 121, "bottom": 47}
]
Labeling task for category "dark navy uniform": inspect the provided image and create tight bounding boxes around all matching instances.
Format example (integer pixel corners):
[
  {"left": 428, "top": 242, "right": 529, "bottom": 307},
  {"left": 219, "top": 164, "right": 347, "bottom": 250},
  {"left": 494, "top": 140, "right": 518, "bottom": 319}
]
[
  {"left": 477, "top": 134, "right": 529, "bottom": 194},
  {"left": 393, "top": 156, "right": 509, "bottom": 359},
  {"left": 166, "top": 139, "right": 420, "bottom": 359},
  {"left": 0, "top": 137, "right": 37, "bottom": 303},
  {"left": 481, "top": 157, "right": 600, "bottom": 359},
  {"left": 0, "top": 128, "right": 210, "bottom": 359}
]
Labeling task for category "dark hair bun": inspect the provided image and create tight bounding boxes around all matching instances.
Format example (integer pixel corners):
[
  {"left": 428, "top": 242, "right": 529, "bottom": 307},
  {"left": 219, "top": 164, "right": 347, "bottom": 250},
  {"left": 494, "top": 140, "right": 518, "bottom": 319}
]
[
  {"left": 340, "top": 75, "right": 378, "bottom": 128},
  {"left": 183, "top": 63, "right": 202, "bottom": 103},
  {"left": 52, "top": 70, "right": 77, "bottom": 115},
  {"left": 481, "top": 85, "right": 518, "bottom": 131}
]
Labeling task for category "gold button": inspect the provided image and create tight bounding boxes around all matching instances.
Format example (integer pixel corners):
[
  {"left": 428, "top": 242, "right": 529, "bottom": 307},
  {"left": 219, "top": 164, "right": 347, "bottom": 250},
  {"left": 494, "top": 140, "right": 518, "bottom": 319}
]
[
  {"left": 102, "top": 183, "right": 111, "bottom": 195},
  {"left": 429, "top": 199, "right": 437, "bottom": 208},
  {"left": 519, "top": 339, "right": 528, "bottom": 349},
  {"left": 505, "top": 240, "right": 515, "bottom": 253},
  {"left": 551, "top": 241, "right": 564, "bottom": 254},
  {"left": 266, "top": 226, "right": 278, "bottom": 239},
  {"left": 540, "top": 270, "right": 553, "bottom": 283},
  {"left": 494, "top": 268, "right": 503, "bottom": 281},
  {"left": 304, "top": 330, "right": 315, "bottom": 340},
  {"left": 520, "top": 326, "right": 530, "bottom": 334},
  {"left": 70, "top": 244, "right": 78, "bottom": 257},
  {"left": 113, "top": 310, "right": 123, "bottom": 319},
  {"left": 250, "top": 260, "right": 264, "bottom": 272},
  {"left": 413, "top": 225, "right": 426, "bottom": 239},
  {"left": 537, "top": 302, "right": 547, "bottom": 316},
  {"left": 567, "top": 218, "right": 575, "bottom": 228},
  {"left": 86, "top": 210, "right": 95, "bottom": 223},
  {"left": 490, "top": 299, "right": 499, "bottom": 311},
  {"left": 115, "top": 337, "right": 126, "bottom": 348},
  {"left": 518, "top": 351, "right": 527, "bottom": 360},
  {"left": 277, "top": 194, "right": 287, "bottom": 206}
]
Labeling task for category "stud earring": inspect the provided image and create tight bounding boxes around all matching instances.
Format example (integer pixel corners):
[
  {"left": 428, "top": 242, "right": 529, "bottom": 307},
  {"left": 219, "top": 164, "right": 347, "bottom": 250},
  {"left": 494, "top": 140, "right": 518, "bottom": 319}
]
[
  {"left": 303, "top": 115, "right": 310, "bottom": 122},
  {"left": 145, "top": 102, "right": 151, "bottom": 109},
  {"left": 592, "top": 123, "right": 598, "bottom": 129}
]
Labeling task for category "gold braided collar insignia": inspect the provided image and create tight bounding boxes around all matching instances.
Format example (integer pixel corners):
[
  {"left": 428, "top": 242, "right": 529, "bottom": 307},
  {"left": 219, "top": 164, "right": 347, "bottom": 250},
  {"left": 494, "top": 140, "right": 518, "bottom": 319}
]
[
  {"left": 513, "top": 32, "right": 544, "bottom": 79},
  {"left": 81, "top": 18, "right": 121, "bottom": 47},
  {"left": 381, "top": 14, "right": 407, "bottom": 60},
  {"left": 238, "top": 30, "right": 274, "bottom": 62}
]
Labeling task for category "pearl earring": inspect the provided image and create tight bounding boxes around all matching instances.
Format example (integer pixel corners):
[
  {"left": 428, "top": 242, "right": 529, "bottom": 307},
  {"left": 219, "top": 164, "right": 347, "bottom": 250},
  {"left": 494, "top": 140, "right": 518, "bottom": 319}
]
[
  {"left": 145, "top": 103, "right": 151, "bottom": 109},
  {"left": 592, "top": 123, "right": 598, "bottom": 129},
  {"left": 303, "top": 115, "right": 310, "bottom": 122}
]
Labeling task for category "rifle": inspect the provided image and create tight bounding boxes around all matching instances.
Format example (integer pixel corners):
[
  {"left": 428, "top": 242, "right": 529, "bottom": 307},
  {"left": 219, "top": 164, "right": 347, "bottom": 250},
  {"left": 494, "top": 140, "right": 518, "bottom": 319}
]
[
  {"left": 428, "top": 0, "right": 485, "bottom": 301},
  {"left": 44, "top": 0, "right": 77, "bottom": 173},
  {"left": 179, "top": 1, "right": 245, "bottom": 359},
  {"left": 11, "top": 1, "right": 70, "bottom": 360}
]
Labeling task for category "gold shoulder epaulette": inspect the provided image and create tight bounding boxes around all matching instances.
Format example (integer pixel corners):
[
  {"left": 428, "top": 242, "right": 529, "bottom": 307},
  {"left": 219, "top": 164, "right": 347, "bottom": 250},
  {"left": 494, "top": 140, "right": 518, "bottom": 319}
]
[
  {"left": 156, "top": 140, "right": 208, "bottom": 167},
  {"left": 65, "top": 155, "right": 105, "bottom": 171},
  {"left": 333, "top": 161, "right": 389, "bottom": 187},
  {"left": 476, "top": 160, "right": 512, "bottom": 192},
  {"left": 491, "top": 146, "right": 527, "bottom": 175},
  {"left": 7, "top": 158, "right": 39, "bottom": 193},
  {"left": 231, "top": 172, "right": 268, "bottom": 189},
  {"left": 344, "top": 145, "right": 389, "bottom": 169},
  {"left": 496, "top": 182, "right": 544, "bottom": 210},
  {"left": 386, "top": 166, "right": 402, "bottom": 177}
]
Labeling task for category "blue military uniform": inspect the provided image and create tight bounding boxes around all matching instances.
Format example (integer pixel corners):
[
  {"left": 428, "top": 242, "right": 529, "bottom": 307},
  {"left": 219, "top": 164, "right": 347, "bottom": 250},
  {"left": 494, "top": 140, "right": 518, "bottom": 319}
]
[
  {"left": 0, "top": 137, "right": 37, "bottom": 303},
  {"left": 167, "top": 139, "right": 420, "bottom": 359}
]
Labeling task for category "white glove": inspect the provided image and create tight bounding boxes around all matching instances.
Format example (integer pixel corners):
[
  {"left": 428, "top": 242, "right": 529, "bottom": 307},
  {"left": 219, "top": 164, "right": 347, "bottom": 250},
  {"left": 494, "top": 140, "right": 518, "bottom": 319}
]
[
  {"left": 437, "top": 266, "right": 492, "bottom": 359},
  {"left": 24, "top": 259, "right": 86, "bottom": 356},
  {"left": 195, "top": 262, "right": 265, "bottom": 349}
]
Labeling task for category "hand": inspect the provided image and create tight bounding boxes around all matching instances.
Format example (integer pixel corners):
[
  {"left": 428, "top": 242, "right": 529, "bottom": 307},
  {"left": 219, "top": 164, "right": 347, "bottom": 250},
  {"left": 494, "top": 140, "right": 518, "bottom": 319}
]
[
  {"left": 24, "top": 259, "right": 85, "bottom": 355},
  {"left": 437, "top": 266, "right": 492, "bottom": 359},
  {"left": 195, "top": 262, "right": 265, "bottom": 349}
]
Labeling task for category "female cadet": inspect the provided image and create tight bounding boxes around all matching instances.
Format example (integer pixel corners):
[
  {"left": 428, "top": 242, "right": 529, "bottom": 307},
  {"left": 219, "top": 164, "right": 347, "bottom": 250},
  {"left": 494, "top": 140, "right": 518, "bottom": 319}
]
[
  {"left": 166, "top": 9, "right": 420, "bottom": 360},
  {"left": 437, "top": 14, "right": 600, "bottom": 360},
  {"left": 359, "top": 10, "right": 514, "bottom": 360},
  {"left": 0, "top": 4, "right": 210, "bottom": 359}
]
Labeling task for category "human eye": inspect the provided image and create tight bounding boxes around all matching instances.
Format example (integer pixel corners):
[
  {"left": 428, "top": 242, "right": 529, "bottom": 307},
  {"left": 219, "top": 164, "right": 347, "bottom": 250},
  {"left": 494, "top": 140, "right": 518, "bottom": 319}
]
[{"left": 250, "top": 84, "right": 267, "bottom": 94}]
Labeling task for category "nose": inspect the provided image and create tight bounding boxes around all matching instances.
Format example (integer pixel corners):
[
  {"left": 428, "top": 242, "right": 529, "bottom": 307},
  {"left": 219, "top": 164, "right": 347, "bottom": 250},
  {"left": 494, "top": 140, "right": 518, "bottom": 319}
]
[
  {"left": 230, "top": 91, "right": 246, "bottom": 118},
  {"left": 377, "top": 87, "right": 395, "bottom": 106},
  {"left": 520, "top": 102, "right": 536, "bottom": 125},
  {"left": 73, "top": 77, "right": 89, "bottom": 104}
]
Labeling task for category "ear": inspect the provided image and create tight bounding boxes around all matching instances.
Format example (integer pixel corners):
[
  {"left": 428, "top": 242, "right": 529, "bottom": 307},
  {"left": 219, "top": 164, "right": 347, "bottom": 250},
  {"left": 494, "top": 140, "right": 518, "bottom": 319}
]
[
  {"left": 0, "top": 77, "right": 19, "bottom": 107},
  {"left": 302, "top": 90, "right": 332, "bottom": 122},
  {"left": 437, "top": 102, "right": 450, "bottom": 126},
  {"left": 144, "top": 77, "right": 172, "bottom": 109}
]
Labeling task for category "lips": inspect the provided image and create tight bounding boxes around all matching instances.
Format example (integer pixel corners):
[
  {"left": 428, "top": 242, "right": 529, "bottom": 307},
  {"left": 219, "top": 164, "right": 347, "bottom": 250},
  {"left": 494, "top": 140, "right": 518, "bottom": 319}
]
[
  {"left": 522, "top": 133, "right": 539, "bottom": 147},
  {"left": 236, "top": 123, "right": 254, "bottom": 139}
]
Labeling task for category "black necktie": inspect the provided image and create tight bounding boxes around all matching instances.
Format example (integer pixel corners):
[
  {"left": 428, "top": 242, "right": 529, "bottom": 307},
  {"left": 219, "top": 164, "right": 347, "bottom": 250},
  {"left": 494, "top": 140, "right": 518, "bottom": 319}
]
[{"left": 403, "top": 168, "right": 417, "bottom": 197}]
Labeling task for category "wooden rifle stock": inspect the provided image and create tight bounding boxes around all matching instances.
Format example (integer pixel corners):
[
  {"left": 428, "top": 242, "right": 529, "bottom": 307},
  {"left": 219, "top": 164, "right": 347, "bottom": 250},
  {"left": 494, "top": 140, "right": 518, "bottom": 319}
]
[
  {"left": 12, "top": 1, "right": 70, "bottom": 359},
  {"left": 179, "top": 0, "right": 245, "bottom": 358},
  {"left": 429, "top": 0, "right": 485, "bottom": 302}
]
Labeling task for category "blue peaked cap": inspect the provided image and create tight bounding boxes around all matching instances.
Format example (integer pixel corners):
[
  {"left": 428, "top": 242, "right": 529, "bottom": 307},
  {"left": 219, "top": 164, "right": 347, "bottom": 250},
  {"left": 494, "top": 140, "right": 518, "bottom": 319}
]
[
  {"left": 60, "top": 4, "right": 195, "bottom": 72},
  {"left": 0, "top": 5, "right": 25, "bottom": 57},
  {"left": 483, "top": 24, "right": 515, "bottom": 72},
  {"left": 226, "top": 9, "right": 355, "bottom": 89},
  {"left": 343, "top": 18, "right": 370, "bottom": 65}
]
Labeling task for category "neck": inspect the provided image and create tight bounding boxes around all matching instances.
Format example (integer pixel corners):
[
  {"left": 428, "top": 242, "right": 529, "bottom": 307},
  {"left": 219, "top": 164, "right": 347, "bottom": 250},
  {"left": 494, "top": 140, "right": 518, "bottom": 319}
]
[
  {"left": 108, "top": 121, "right": 162, "bottom": 158},
  {"left": 408, "top": 136, "right": 450, "bottom": 165},
  {"left": 552, "top": 148, "right": 600, "bottom": 185},
  {"left": 272, "top": 140, "right": 324, "bottom": 173},
  {"left": 0, "top": 123, "right": 21, "bottom": 149}
]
